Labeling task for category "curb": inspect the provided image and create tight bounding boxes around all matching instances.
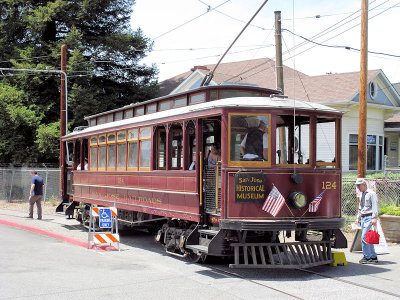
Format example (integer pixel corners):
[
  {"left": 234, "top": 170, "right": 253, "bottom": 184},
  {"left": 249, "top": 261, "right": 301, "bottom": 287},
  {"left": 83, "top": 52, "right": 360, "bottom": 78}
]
[{"left": 0, "top": 218, "right": 117, "bottom": 251}]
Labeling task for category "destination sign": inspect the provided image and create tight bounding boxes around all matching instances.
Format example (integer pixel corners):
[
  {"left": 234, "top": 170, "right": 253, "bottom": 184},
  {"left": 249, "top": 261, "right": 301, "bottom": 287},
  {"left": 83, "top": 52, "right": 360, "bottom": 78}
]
[{"left": 234, "top": 172, "right": 266, "bottom": 203}]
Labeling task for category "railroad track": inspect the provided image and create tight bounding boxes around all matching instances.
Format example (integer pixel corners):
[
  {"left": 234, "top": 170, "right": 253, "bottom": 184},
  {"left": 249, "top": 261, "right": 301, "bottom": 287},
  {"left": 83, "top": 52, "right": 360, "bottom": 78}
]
[{"left": 206, "top": 265, "right": 400, "bottom": 299}]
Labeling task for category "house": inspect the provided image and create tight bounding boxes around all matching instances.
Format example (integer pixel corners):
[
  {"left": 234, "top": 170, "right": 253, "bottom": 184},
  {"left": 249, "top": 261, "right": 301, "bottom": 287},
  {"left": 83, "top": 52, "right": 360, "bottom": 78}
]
[{"left": 158, "top": 58, "right": 400, "bottom": 172}]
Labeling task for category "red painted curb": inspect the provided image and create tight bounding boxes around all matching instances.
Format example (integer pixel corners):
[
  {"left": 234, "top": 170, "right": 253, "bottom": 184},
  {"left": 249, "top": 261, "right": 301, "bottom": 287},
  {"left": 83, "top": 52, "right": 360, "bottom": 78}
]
[{"left": 0, "top": 218, "right": 118, "bottom": 251}]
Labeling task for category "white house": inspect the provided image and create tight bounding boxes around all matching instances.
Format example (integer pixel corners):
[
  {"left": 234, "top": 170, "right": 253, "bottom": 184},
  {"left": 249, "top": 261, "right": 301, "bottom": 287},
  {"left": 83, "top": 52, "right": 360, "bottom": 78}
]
[{"left": 158, "top": 58, "right": 400, "bottom": 172}]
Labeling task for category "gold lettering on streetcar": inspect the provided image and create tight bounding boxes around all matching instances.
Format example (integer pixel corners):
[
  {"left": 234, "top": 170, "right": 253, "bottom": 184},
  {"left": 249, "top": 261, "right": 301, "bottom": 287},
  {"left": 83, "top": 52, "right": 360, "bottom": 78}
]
[{"left": 322, "top": 181, "right": 337, "bottom": 190}]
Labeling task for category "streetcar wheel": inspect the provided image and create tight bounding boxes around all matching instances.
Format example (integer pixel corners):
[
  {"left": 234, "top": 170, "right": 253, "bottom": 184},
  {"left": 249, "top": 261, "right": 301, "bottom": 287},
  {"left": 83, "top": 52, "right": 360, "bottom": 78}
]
[{"left": 188, "top": 252, "right": 207, "bottom": 263}]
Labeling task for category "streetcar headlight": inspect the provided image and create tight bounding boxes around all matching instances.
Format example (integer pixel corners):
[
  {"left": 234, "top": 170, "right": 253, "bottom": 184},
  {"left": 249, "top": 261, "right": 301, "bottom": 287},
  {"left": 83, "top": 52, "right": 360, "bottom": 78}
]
[{"left": 289, "top": 192, "right": 307, "bottom": 209}]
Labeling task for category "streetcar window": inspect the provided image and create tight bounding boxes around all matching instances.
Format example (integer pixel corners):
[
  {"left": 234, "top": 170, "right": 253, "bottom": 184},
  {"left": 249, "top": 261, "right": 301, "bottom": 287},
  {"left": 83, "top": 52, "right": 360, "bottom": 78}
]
[
  {"left": 90, "top": 146, "right": 98, "bottom": 170},
  {"left": 276, "top": 115, "right": 310, "bottom": 165},
  {"left": 125, "top": 109, "right": 133, "bottom": 119},
  {"left": 128, "top": 129, "right": 138, "bottom": 171},
  {"left": 189, "top": 93, "right": 205, "bottom": 104},
  {"left": 98, "top": 146, "right": 106, "bottom": 170},
  {"left": 229, "top": 114, "right": 270, "bottom": 166},
  {"left": 90, "top": 118, "right": 96, "bottom": 126},
  {"left": 139, "top": 127, "right": 151, "bottom": 170},
  {"left": 188, "top": 123, "right": 196, "bottom": 168},
  {"left": 174, "top": 97, "right": 187, "bottom": 108},
  {"left": 210, "top": 91, "right": 218, "bottom": 101},
  {"left": 117, "top": 143, "right": 127, "bottom": 170},
  {"left": 140, "top": 140, "right": 151, "bottom": 168},
  {"left": 135, "top": 107, "right": 144, "bottom": 116},
  {"left": 316, "top": 118, "right": 337, "bottom": 168},
  {"left": 128, "top": 141, "right": 138, "bottom": 170},
  {"left": 97, "top": 116, "right": 106, "bottom": 125},
  {"left": 147, "top": 103, "right": 157, "bottom": 114},
  {"left": 157, "top": 128, "right": 166, "bottom": 169},
  {"left": 171, "top": 127, "right": 183, "bottom": 170},
  {"left": 90, "top": 136, "right": 97, "bottom": 145},
  {"left": 159, "top": 100, "right": 171, "bottom": 111},
  {"left": 115, "top": 111, "right": 123, "bottom": 121},
  {"left": 220, "top": 90, "right": 260, "bottom": 99},
  {"left": 107, "top": 114, "right": 113, "bottom": 123},
  {"left": 107, "top": 133, "right": 116, "bottom": 171}
]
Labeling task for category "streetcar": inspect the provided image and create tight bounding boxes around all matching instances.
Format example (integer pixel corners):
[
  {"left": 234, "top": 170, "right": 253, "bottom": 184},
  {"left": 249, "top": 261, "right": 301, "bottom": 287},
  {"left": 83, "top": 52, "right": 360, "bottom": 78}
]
[{"left": 59, "top": 84, "right": 347, "bottom": 268}]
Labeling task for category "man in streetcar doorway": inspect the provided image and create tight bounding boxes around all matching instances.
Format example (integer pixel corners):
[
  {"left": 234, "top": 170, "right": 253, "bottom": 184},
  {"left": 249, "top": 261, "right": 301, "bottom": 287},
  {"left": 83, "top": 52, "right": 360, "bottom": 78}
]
[
  {"left": 355, "top": 178, "right": 379, "bottom": 264},
  {"left": 27, "top": 170, "right": 44, "bottom": 220},
  {"left": 240, "top": 120, "right": 268, "bottom": 160}
]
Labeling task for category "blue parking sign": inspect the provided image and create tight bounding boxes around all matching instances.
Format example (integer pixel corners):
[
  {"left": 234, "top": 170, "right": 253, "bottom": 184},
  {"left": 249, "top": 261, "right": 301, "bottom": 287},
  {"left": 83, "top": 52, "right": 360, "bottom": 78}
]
[{"left": 99, "top": 208, "right": 112, "bottom": 228}]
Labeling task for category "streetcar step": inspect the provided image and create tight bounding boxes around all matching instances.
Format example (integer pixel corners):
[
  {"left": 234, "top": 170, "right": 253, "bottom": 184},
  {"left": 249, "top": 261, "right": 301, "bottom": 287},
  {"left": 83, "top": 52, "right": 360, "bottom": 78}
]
[
  {"left": 186, "top": 244, "right": 209, "bottom": 254},
  {"left": 198, "top": 229, "right": 219, "bottom": 236}
]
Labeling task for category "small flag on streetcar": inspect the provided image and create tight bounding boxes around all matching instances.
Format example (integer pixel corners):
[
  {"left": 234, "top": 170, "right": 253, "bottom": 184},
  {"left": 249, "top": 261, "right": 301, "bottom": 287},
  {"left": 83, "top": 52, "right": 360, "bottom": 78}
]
[
  {"left": 308, "top": 190, "right": 326, "bottom": 212},
  {"left": 262, "top": 186, "right": 286, "bottom": 217}
]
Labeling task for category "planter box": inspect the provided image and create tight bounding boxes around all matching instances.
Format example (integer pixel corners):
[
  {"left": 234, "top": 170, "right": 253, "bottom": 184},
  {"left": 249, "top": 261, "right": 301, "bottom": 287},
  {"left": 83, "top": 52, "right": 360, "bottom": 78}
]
[{"left": 380, "top": 215, "right": 400, "bottom": 243}]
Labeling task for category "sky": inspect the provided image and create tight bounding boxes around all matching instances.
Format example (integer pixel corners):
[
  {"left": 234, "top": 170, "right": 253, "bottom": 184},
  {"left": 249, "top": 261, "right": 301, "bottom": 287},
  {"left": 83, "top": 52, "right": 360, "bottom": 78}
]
[{"left": 131, "top": 0, "right": 400, "bottom": 85}]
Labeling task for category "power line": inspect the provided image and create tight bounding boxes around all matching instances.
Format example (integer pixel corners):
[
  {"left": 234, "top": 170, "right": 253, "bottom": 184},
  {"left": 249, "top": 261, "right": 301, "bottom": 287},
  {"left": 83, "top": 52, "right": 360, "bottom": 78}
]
[
  {"left": 197, "top": 0, "right": 272, "bottom": 31},
  {"left": 0, "top": 54, "right": 61, "bottom": 64},
  {"left": 153, "top": 0, "right": 231, "bottom": 40},
  {"left": 283, "top": 28, "right": 400, "bottom": 59},
  {"left": 281, "top": 0, "right": 396, "bottom": 63}
]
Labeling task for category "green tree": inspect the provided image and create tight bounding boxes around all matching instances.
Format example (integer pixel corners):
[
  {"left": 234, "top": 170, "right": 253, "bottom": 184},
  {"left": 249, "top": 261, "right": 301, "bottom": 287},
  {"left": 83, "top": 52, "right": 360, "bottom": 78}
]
[{"left": 0, "top": 0, "right": 158, "bottom": 164}]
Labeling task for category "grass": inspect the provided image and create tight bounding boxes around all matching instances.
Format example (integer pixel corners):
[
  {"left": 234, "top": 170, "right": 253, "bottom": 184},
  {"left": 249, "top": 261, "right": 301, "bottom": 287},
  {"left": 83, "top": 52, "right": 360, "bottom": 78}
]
[{"left": 379, "top": 205, "right": 400, "bottom": 216}]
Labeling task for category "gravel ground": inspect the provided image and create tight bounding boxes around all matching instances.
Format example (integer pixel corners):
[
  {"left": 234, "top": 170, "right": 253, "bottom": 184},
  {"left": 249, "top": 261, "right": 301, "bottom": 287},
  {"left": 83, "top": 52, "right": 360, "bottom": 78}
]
[{"left": 0, "top": 200, "right": 58, "bottom": 216}]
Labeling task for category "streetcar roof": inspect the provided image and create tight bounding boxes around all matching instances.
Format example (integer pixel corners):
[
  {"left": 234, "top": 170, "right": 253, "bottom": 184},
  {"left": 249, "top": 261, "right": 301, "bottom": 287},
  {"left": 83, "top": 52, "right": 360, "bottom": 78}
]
[{"left": 64, "top": 96, "right": 340, "bottom": 138}]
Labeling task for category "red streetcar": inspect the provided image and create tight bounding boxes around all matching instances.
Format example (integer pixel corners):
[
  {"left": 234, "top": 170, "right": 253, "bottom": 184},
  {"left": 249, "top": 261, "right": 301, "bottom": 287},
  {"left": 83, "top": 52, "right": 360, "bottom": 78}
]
[{"left": 59, "top": 85, "right": 347, "bottom": 268}]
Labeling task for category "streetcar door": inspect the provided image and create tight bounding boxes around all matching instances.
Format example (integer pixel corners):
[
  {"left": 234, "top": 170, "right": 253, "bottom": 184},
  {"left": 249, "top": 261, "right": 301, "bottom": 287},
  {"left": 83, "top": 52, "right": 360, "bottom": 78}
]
[{"left": 202, "top": 118, "right": 221, "bottom": 214}]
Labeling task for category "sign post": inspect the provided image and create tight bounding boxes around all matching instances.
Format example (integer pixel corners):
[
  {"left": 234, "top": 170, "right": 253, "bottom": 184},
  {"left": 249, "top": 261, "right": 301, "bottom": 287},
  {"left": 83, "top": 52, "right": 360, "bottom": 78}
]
[{"left": 88, "top": 204, "right": 120, "bottom": 251}]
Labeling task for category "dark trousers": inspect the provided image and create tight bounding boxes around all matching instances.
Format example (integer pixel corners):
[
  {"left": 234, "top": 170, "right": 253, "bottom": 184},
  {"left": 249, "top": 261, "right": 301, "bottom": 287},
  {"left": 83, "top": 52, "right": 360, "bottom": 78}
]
[{"left": 29, "top": 195, "right": 43, "bottom": 219}]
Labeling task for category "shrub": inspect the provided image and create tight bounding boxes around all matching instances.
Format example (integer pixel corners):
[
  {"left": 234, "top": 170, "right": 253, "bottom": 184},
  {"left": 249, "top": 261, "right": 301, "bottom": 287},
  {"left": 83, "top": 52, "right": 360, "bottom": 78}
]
[{"left": 379, "top": 205, "right": 400, "bottom": 216}]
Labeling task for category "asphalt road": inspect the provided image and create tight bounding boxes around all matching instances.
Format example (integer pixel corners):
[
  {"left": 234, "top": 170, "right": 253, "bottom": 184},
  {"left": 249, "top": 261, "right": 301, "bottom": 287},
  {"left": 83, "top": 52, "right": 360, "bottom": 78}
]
[{"left": 1, "top": 210, "right": 400, "bottom": 299}]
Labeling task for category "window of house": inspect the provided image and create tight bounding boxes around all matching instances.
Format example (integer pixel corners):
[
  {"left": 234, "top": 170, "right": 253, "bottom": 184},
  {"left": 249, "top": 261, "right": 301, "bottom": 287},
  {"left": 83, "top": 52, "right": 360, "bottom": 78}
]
[
  {"left": 157, "top": 128, "right": 166, "bottom": 169},
  {"left": 349, "top": 134, "right": 383, "bottom": 170},
  {"left": 117, "top": 131, "right": 127, "bottom": 170},
  {"left": 107, "top": 133, "right": 116, "bottom": 171},
  {"left": 316, "top": 118, "right": 337, "bottom": 167},
  {"left": 276, "top": 115, "right": 310, "bottom": 165},
  {"left": 174, "top": 97, "right": 187, "bottom": 108},
  {"left": 367, "top": 135, "right": 377, "bottom": 170},
  {"left": 189, "top": 93, "right": 205, "bottom": 104},
  {"left": 90, "top": 136, "right": 98, "bottom": 170},
  {"left": 139, "top": 127, "right": 151, "bottom": 170},
  {"left": 127, "top": 129, "right": 138, "bottom": 170},
  {"left": 159, "top": 101, "right": 171, "bottom": 111},
  {"left": 98, "top": 135, "right": 106, "bottom": 171},
  {"left": 229, "top": 114, "right": 270, "bottom": 166}
]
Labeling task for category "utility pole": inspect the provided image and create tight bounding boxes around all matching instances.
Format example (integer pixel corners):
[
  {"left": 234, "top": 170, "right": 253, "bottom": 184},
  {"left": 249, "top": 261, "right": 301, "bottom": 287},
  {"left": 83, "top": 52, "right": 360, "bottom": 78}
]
[
  {"left": 60, "top": 44, "right": 67, "bottom": 200},
  {"left": 358, "top": 0, "right": 368, "bottom": 178},
  {"left": 275, "top": 11, "right": 287, "bottom": 163}
]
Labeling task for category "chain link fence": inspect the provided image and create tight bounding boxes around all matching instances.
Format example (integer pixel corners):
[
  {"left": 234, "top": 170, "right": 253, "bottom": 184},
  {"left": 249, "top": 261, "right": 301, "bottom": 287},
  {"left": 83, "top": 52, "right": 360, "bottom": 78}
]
[
  {"left": 342, "top": 169, "right": 400, "bottom": 224},
  {"left": 1, "top": 166, "right": 399, "bottom": 223},
  {"left": 0, "top": 165, "right": 60, "bottom": 203}
]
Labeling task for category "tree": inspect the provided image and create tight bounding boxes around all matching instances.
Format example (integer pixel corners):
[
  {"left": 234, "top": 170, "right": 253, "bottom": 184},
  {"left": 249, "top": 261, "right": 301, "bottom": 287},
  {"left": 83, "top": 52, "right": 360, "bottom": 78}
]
[{"left": 0, "top": 0, "right": 158, "bottom": 164}]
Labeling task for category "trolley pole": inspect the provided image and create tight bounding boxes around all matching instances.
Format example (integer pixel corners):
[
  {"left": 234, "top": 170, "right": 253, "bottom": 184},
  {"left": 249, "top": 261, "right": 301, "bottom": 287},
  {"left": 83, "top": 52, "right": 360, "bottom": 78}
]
[
  {"left": 358, "top": 0, "right": 368, "bottom": 178},
  {"left": 60, "top": 44, "right": 68, "bottom": 200},
  {"left": 274, "top": 11, "right": 284, "bottom": 94}
]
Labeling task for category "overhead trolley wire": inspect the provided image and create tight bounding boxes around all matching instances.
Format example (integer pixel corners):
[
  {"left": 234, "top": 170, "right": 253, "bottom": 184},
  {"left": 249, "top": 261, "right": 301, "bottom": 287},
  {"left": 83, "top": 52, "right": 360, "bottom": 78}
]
[{"left": 153, "top": 0, "right": 231, "bottom": 40}]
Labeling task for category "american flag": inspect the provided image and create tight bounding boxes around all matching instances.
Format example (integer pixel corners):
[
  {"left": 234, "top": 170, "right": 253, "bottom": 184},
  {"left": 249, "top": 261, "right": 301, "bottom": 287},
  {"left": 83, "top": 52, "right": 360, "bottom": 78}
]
[
  {"left": 308, "top": 190, "right": 326, "bottom": 212},
  {"left": 262, "top": 186, "right": 286, "bottom": 217}
]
